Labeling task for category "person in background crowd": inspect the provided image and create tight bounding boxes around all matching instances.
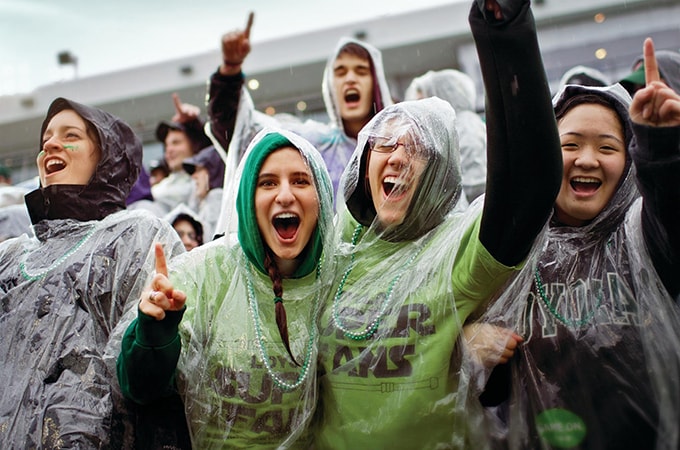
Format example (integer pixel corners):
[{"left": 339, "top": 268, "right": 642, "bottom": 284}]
[
  {"left": 558, "top": 64, "right": 611, "bottom": 90},
  {"left": 0, "top": 164, "right": 11, "bottom": 185},
  {"left": 153, "top": 93, "right": 213, "bottom": 214},
  {"left": 165, "top": 205, "right": 205, "bottom": 252},
  {"left": 0, "top": 97, "right": 185, "bottom": 448},
  {"left": 149, "top": 158, "right": 170, "bottom": 187},
  {"left": 0, "top": 163, "right": 30, "bottom": 208},
  {"left": 182, "top": 146, "right": 225, "bottom": 241},
  {"left": 619, "top": 46, "right": 680, "bottom": 96},
  {"left": 207, "top": 12, "right": 393, "bottom": 236},
  {"left": 0, "top": 203, "right": 32, "bottom": 242},
  {"left": 126, "top": 165, "right": 167, "bottom": 217},
  {"left": 404, "top": 68, "right": 487, "bottom": 202}
]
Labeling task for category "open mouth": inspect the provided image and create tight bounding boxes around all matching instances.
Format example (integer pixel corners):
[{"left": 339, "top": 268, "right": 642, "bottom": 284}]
[
  {"left": 344, "top": 89, "right": 360, "bottom": 104},
  {"left": 273, "top": 213, "right": 300, "bottom": 240},
  {"left": 45, "top": 158, "right": 66, "bottom": 175},
  {"left": 570, "top": 176, "right": 601, "bottom": 194},
  {"left": 382, "top": 176, "right": 409, "bottom": 199}
]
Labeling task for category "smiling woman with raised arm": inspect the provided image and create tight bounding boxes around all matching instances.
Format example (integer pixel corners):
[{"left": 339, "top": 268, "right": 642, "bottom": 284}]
[
  {"left": 117, "top": 128, "right": 335, "bottom": 449},
  {"left": 464, "top": 38, "right": 680, "bottom": 450},
  {"left": 0, "top": 97, "right": 184, "bottom": 448}
]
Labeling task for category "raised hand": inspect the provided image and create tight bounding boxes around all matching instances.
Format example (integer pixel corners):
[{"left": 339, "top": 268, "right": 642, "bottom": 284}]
[
  {"left": 629, "top": 38, "right": 680, "bottom": 127},
  {"left": 170, "top": 93, "right": 201, "bottom": 124},
  {"left": 220, "top": 12, "right": 254, "bottom": 75},
  {"left": 484, "top": 0, "right": 503, "bottom": 20},
  {"left": 139, "top": 243, "right": 187, "bottom": 320}
]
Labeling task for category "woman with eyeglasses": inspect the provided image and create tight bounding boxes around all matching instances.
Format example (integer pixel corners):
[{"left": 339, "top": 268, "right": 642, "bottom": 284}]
[{"left": 312, "top": 0, "right": 564, "bottom": 447}]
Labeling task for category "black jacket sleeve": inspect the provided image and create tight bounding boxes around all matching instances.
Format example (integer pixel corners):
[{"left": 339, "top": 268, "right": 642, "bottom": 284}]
[
  {"left": 469, "top": 0, "right": 562, "bottom": 266},
  {"left": 631, "top": 123, "right": 680, "bottom": 299},
  {"left": 206, "top": 69, "right": 244, "bottom": 153}
]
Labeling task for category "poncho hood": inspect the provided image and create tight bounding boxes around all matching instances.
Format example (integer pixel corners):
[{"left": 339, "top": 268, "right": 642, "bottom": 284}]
[
  {"left": 321, "top": 37, "right": 393, "bottom": 130},
  {"left": 551, "top": 83, "right": 637, "bottom": 235},
  {"left": 236, "top": 129, "right": 334, "bottom": 278},
  {"left": 404, "top": 69, "right": 477, "bottom": 113},
  {"left": 26, "top": 97, "right": 142, "bottom": 224},
  {"left": 341, "top": 97, "right": 462, "bottom": 241}
]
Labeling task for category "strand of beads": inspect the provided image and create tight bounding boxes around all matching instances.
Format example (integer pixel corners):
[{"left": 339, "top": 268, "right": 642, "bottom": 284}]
[
  {"left": 246, "top": 260, "right": 321, "bottom": 392},
  {"left": 533, "top": 266, "right": 603, "bottom": 328},
  {"left": 20, "top": 225, "right": 98, "bottom": 281},
  {"left": 332, "top": 224, "right": 422, "bottom": 341}
]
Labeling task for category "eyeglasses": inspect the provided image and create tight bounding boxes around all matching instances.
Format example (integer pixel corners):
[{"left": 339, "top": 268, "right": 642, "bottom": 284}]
[{"left": 368, "top": 137, "right": 427, "bottom": 160}]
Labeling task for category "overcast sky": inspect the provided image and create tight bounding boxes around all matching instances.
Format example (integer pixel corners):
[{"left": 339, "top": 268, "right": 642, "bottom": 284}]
[{"left": 0, "top": 0, "right": 458, "bottom": 96}]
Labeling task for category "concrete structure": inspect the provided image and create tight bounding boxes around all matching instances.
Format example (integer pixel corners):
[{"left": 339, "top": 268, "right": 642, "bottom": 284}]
[{"left": 0, "top": 0, "right": 677, "bottom": 183}]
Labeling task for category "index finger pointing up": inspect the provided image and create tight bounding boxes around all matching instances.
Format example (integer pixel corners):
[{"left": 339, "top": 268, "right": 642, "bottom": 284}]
[
  {"left": 244, "top": 12, "right": 254, "bottom": 38},
  {"left": 172, "top": 93, "right": 183, "bottom": 116},
  {"left": 643, "top": 37, "right": 660, "bottom": 85},
  {"left": 154, "top": 243, "right": 169, "bottom": 277}
]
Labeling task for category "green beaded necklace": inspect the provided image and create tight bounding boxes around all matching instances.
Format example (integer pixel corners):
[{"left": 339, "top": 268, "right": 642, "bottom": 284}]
[
  {"left": 245, "top": 259, "right": 321, "bottom": 392},
  {"left": 20, "top": 225, "right": 98, "bottom": 281},
  {"left": 533, "top": 266, "right": 603, "bottom": 328},
  {"left": 534, "top": 238, "right": 613, "bottom": 328},
  {"left": 332, "top": 224, "right": 422, "bottom": 341}
]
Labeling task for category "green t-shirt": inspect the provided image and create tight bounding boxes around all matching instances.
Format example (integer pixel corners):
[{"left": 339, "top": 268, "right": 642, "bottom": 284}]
[{"left": 315, "top": 212, "right": 520, "bottom": 449}]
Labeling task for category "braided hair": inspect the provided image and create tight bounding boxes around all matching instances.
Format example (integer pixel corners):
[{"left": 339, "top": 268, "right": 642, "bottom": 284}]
[{"left": 263, "top": 248, "right": 299, "bottom": 366}]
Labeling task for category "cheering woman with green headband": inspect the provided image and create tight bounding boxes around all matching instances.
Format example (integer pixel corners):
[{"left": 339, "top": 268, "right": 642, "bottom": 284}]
[{"left": 118, "top": 128, "right": 335, "bottom": 449}]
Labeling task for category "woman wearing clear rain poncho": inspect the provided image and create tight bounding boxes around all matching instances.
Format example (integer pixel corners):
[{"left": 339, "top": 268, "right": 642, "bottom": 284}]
[
  {"left": 0, "top": 97, "right": 184, "bottom": 448},
  {"left": 117, "top": 129, "right": 335, "bottom": 448},
  {"left": 463, "top": 39, "right": 680, "bottom": 450},
  {"left": 313, "top": 0, "right": 563, "bottom": 448}
]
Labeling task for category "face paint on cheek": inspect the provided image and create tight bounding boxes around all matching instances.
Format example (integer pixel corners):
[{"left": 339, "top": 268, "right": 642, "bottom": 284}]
[
  {"left": 63, "top": 145, "right": 78, "bottom": 151},
  {"left": 38, "top": 150, "right": 45, "bottom": 157}
]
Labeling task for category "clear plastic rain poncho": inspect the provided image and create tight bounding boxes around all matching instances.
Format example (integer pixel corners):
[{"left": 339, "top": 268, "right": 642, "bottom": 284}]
[
  {"left": 209, "top": 37, "right": 393, "bottom": 236},
  {"left": 120, "top": 128, "right": 336, "bottom": 449},
  {"left": 0, "top": 98, "right": 184, "bottom": 448},
  {"left": 462, "top": 84, "right": 680, "bottom": 450},
  {"left": 315, "top": 97, "right": 522, "bottom": 449},
  {"left": 404, "top": 69, "right": 487, "bottom": 202}
]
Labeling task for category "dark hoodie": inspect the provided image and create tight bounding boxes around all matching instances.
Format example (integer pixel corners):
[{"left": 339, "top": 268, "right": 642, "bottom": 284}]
[
  {"left": 0, "top": 98, "right": 186, "bottom": 449},
  {"left": 473, "top": 84, "right": 680, "bottom": 450},
  {"left": 26, "top": 98, "right": 140, "bottom": 223}
]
